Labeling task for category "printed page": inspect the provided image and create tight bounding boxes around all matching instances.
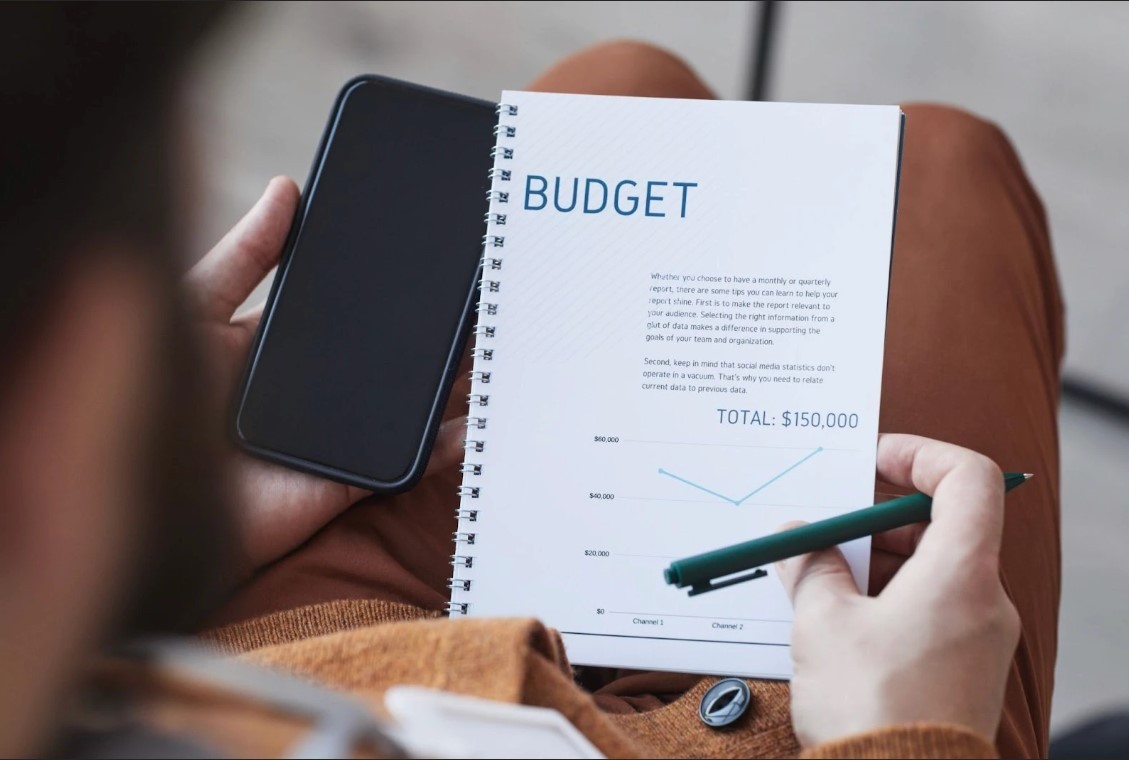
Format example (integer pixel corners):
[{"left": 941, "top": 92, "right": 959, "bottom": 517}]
[{"left": 453, "top": 92, "right": 902, "bottom": 677}]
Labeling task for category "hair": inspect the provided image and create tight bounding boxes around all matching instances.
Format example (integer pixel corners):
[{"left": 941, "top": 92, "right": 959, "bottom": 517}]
[{"left": 0, "top": 2, "right": 237, "bottom": 634}]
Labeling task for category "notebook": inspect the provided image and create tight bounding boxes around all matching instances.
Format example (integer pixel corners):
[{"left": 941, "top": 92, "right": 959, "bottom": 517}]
[{"left": 450, "top": 91, "right": 904, "bottom": 678}]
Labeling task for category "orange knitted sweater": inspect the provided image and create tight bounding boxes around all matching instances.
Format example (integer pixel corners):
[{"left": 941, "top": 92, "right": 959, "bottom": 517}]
[{"left": 127, "top": 598, "right": 997, "bottom": 758}]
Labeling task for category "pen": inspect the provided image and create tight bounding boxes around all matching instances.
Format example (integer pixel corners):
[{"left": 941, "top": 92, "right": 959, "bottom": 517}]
[{"left": 664, "top": 471, "right": 1032, "bottom": 596}]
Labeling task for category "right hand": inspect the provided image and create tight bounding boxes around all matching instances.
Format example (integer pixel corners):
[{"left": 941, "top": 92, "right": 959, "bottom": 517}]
[{"left": 776, "top": 434, "right": 1021, "bottom": 747}]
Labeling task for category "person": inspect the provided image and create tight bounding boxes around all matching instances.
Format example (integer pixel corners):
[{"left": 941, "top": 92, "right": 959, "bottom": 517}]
[{"left": 0, "top": 4, "right": 1062, "bottom": 758}]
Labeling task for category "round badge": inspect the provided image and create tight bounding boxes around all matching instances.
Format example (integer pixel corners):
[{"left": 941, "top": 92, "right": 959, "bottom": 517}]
[{"left": 698, "top": 677, "right": 752, "bottom": 728}]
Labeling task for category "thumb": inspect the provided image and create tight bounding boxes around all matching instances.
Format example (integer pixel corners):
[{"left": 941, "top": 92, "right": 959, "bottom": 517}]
[
  {"left": 187, "top": 176, "right": 300, "bottom": 321},
  {"left": 774, "top": 522, "right": 859, "bottom": 610}
]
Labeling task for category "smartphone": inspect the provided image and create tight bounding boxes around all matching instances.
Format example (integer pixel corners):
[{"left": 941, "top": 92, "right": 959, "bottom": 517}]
[{"left": 233, "top": 76, "right": 495, "bottom": 492}]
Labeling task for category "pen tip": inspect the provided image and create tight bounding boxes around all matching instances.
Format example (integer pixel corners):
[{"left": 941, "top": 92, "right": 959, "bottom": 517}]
[{"left": 1023, "top": 473, "right": 1034, "bottom": 480}]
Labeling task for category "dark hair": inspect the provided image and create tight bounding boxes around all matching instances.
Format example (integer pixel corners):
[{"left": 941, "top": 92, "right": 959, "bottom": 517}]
[
  {"left": 0, "top": 2, "right": 236, "bottom": 633},
  {"left": 1, "top": 2, "right": 226, "bottom": 340}
]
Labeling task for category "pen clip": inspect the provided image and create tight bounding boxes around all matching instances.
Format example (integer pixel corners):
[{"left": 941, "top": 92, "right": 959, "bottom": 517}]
[{"left": 687, "top": 568, "right": 768, "bottom": 596}]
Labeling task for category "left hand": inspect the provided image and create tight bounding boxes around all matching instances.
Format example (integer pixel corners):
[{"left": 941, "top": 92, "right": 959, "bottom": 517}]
[{"left": 184, "top": 177, "right": 466, "bottom": 574}]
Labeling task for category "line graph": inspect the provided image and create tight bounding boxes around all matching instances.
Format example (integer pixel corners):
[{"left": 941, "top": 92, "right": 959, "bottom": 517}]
[{"left": 657, "top": 446, "right": 823, "bottom": 506}]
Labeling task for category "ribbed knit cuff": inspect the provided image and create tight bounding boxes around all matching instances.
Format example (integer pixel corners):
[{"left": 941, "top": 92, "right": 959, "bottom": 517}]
[{"left": 800, "top": 723, "right": 997, "bottom": 759}]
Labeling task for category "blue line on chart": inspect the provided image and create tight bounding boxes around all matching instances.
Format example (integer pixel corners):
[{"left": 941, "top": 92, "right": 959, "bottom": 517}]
[{"left": 657, "top": 447, "right": 824, "bottom": 506}]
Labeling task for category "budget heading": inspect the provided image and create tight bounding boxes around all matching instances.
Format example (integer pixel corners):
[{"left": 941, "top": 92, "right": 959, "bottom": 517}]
[{"left": 524, "top": 174, "right": 699, "bottom": 218}]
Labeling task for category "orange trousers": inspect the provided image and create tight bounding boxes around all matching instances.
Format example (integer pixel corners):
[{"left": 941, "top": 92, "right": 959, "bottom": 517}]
[{"left": 214, "top": 42, "right": 1063, "bottom": 758}]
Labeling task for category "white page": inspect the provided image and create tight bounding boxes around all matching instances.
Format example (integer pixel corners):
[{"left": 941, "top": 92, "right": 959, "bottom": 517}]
[{"left": 452, "top": 92, "right": 902, "bottom": 678}]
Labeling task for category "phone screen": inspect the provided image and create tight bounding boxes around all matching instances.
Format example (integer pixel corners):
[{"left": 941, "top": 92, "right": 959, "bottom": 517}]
[{"left": 236, "top": 78, "right": 495, "bottom": 486}]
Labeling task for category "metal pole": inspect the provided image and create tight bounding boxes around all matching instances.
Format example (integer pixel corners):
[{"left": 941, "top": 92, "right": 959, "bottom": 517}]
[{"left": 747, "top": 0, "right": 780, "bottom": 101}]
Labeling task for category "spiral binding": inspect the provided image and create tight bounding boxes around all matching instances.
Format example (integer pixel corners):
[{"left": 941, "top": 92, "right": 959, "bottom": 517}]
[{"left": 447, "top": 101, "right": 519, "bottom": 617}]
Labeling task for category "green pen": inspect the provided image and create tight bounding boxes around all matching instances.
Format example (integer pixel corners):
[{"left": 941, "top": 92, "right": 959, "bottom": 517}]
[{"left": 664, "top": 471, "right": 1032, "bottom": 596}]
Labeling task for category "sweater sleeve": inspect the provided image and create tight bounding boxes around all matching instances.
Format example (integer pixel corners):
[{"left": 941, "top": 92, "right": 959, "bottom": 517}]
[{"left": 800, "top": 723, "right": 998, "bottom": 759}]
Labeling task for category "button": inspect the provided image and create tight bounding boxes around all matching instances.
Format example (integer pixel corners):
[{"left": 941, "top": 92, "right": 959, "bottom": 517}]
[{"left": 698, "top": 678, "right": 751, "bottom": 727}]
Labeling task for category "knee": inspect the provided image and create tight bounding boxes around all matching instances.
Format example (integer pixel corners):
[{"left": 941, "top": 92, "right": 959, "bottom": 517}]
[
  {"left": 899, "top": 103, "right": 1046, "bottom": 231},
  {"left": 892, "top": 104, "right": 1058, "bottom": 342},
  {"left": 529, "top": 40, "right": 715, "bottom": 100},
  {"left": 900, "top": 103, "right": 1016, "bottom": 173},
  {"left": 579, "top": 39, "right": 702, "bottom": 86}
]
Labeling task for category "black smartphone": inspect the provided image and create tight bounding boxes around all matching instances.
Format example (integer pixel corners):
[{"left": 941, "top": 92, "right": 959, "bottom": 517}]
[{"left": 233, "top": 76, "right": 495, "bottom": 492}]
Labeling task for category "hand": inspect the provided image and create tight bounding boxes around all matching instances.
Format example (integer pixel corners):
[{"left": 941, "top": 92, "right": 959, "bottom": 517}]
[
  {"left": 185, "top": 177, "right": 466, "bottom": 574},
  {"left": 776, "top": 434, "right": 1020, "bottom": 747}
]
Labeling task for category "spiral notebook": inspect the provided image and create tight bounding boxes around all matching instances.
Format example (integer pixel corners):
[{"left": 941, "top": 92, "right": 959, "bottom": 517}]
[{"left": 450, "top": 92, "right": 904, "bottom": 678}]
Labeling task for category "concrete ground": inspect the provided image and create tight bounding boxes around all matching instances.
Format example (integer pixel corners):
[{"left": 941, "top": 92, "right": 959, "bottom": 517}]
[{"left": 183, "top": 0, "right": 1129, "bottom": 733}]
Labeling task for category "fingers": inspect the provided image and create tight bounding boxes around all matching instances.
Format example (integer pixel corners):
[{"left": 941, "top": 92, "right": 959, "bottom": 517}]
[
  {"left": 186, "top": 176, "right": 300, "bottom": 321},
  {"left": 425, "top": 416, "right": 467, "bottom": 475},
  {"left": 876, "top": 433, "right": 1005, "bottom": 566},
  {"left": 776, "top": 521, "right": 859, "bottom": 610},
  {"left": 871, "top": 523, "right": 927, "bottom": 557},
  {"left": 442, "top": 343, "right": 475, "bottom": 421},
  {"left": 868, "top": 549, "right": 908, "bottom": 595}
]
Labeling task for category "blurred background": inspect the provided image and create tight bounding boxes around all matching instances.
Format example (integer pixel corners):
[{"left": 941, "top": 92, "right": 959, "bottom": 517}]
[{"left": 182, "top": 0, "right": 1129, "bottom": 732}]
